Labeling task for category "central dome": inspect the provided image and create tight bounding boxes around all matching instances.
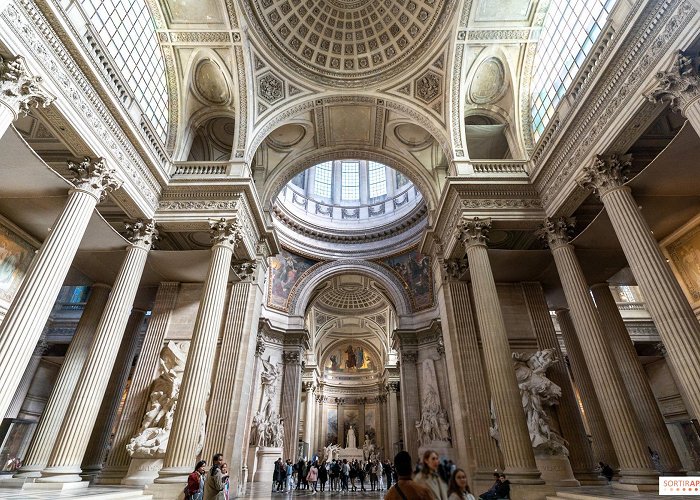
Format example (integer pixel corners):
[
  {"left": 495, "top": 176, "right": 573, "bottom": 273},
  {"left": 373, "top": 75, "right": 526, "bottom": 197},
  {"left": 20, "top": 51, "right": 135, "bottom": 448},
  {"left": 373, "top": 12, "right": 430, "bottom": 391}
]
[{"left": 243, "top": 0, "right": 454, "bottom": 86}]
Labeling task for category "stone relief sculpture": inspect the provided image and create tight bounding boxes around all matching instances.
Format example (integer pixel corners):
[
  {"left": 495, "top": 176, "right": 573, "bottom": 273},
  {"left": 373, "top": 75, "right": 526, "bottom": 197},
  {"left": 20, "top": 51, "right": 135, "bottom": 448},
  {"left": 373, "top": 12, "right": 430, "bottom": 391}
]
[
  {"left": 127, "top": 341, "right": 189, "bottom": 458},
  {"left": 249, "top": 357, "right": 285, "bottom": 448},
  {"left": 415, "top": 388, "right": 451, "bottom": 447},
  {"left": 322, "top": 443, "right": 340, "bottom": 462},
  {"left": 512, "top": 349, "right": 569, "bottom": 455}
]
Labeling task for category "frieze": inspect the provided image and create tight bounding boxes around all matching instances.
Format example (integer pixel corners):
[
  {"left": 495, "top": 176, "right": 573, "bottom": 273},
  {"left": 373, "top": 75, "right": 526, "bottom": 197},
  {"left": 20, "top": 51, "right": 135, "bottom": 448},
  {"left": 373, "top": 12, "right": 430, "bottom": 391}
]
[
  {"left": 234, "top": 45, "right": 247, "bottom": 157},
  {"left": 168, "top": 32, "right": 232, "bottom": 43},
  {"left": 158, "top": 200, "right": 241, "bottom": 211},
  {"left": 466, "top": 29, "right": 531, "bottom": 41},
  {"left": 460, "top": 198, "right": 542, "bottom": 209}
]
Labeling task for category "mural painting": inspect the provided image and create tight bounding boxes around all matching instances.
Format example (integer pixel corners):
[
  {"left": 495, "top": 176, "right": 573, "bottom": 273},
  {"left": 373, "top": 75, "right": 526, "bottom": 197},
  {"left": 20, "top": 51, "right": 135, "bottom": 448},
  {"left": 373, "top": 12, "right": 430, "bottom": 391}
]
[
  {"left": 377, "top": 248, "right": 434, "bottom": 311},
  {"left": 365, "top": 405, "right": 377, "bottom": 444},
  {"left": 324, "top": 343, "right": 376, "bottom": 372},
  {"left": 326, "top": 407, "right": 338, "bottom": 446},
  {"left": 0, "top": 223, "right": 34, "bottom": 307},
  {"left": 267, "top": 248, "right": 319, "bottom": 311}
]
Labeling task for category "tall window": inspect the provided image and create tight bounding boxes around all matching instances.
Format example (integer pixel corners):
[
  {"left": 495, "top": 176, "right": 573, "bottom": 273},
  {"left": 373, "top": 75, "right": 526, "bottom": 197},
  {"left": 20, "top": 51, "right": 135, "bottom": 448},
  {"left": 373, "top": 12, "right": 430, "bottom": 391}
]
[
  {"left": 368, "top": 162, "right": 387, "bottom": 198},
  {"left": 314, "top": 161, "right": 332, "bottom": 198},
  {"left": 396, "top": 171, "right": 409, "bottom": 189},
  {"left": 81, "top": 0, "right": 169, "bottom": 142},
  {"left": 341, "top": 162, "right": 360, "bottom": 201},
  {"left": 530, "top": 0, "right": 617, "bottom": 142}
]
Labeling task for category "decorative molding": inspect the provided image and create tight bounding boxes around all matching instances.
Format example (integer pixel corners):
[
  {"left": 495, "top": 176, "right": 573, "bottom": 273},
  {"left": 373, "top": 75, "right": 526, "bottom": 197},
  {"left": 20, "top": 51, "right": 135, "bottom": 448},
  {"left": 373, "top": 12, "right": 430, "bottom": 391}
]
[
  {"left": 125, "top": 219, "right": 159, "bottom": 249},
  {"left": 69, "top": 157, "right": 123, "bottom": 201},
  {"left": 536, "top": 217, "right": 575, "bottom": 250}
]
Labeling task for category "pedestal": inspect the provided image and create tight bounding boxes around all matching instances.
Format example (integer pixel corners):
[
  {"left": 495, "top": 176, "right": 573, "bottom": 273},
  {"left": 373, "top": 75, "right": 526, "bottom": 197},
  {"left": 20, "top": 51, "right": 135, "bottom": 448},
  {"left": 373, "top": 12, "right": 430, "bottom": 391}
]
[
  {"left": 534, "top": 454, "right": 579, "bottom": 487},
  {"left": 121, "top": 458, "right": 163, "bottom": 486},
  {"left": 337, "top": 447, "right": 363, "bottom": 462},
  {"left": 252, "top": 446, "right": 281, "bottom": 485}
]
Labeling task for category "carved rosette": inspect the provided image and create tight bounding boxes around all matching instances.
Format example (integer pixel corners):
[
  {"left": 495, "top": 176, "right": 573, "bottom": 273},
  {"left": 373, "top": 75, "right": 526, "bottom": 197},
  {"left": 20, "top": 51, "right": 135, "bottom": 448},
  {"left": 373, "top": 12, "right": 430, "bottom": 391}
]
[
  {"left": 0, "top": 55, "right": 55, "bottom": 117},
  {"left": 209, "top": 217, "right": 242, "bottom": 249},
  {"left": 232, "top": 260, "right": 257, "bottom": 281},
  {"left": 456, "top": 217, "right": 491, "bottom": 249},
  {"left": 647, "top": 52, "right": 700, "bottom": 114},
  {"left": 578, "top": 154, "right": 631, "bottom": 198},
  {"left": 68, "top": 157, "right": 123, "bottom": 201},
  {"left": 443, "top": 258, "right": 468, "bottom": 281},
  {"left": 125, "top": 219, "right": 159, "bottom": 250},
  {"left": 536, "top": 217, "right": 575, "bottom": 250}
]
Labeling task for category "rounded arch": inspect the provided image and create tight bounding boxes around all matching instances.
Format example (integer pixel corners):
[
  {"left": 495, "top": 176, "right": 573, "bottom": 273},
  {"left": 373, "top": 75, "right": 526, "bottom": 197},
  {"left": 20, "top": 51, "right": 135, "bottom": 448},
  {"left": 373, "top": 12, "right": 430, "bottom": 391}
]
[{"left": 290, "top": 260, "right": 412, "bottom": 318}]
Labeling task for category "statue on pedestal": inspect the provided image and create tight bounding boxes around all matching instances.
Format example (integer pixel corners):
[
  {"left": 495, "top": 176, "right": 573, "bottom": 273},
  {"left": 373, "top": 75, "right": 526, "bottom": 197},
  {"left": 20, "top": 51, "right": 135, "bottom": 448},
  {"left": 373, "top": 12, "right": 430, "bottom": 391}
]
[
  {"left": 415, "top": 388, "right": 451, "bottom": 446},
  {"left": 346, "top": 425, "right": 357, "bottom": 449},
  {"left": 249, "top": 358, "right": 285, "bottom": 449}
]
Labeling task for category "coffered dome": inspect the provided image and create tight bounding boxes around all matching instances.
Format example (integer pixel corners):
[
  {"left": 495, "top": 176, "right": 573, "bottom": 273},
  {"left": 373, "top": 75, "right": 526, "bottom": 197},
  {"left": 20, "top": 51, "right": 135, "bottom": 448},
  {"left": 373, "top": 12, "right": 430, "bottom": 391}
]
[{"left": 243, "top": 0, "right": 455, "bottom": 87}]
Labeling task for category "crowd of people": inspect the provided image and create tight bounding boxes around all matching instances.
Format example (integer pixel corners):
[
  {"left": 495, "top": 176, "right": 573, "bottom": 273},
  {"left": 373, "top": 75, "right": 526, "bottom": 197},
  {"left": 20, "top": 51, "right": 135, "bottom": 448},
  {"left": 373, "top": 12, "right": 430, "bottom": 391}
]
[
  {"left": 272, "top": 457, "right": 393, "bottom": 493},
  {"left": 184, "top": 453, "right": 230, "bottom": 500}
]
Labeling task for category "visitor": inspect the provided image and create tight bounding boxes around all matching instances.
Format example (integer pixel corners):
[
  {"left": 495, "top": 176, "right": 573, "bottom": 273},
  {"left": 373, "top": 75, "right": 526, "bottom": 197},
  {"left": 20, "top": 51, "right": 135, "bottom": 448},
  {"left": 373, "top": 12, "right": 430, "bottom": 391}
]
[
  {"left": 307, "top": 461, "right": 319, "bottom": 493},
  {"left": 385, "top": 460, "right": 393, "bottom": 489},
  {"left": 331, "top": 459, "right": 340, "bottom": 490},
  {"left": 369, "top": 460, "right": 378, "bottom": 490},
  {"left": 447, "top": 468, "right": 475, "bottom": 500},
  {"left": 598, "top": 462, "right": 614, "bottom": 482},
  {"left": 478, "top": 473, "right": 510, "bottom": 500},
  {"left": 184, "top": 460, "right": 206, "bottom": 500},
  {"left": 296, "top": 458, "right": 305, "bottom": 490},
  {"left": 414, "top": 449, "right": 449, "bottom": 500},
  {"left": 220, "top": 463, "right": 230, "bottom": 500},
  {"left": 319, "top": 460, "right": 328, "bottom": 491},
  {"left": 341, "top": 459, "right": 350, "bottom": 491},
  {"left": 377, "top": 459, "right": 385, "bottom": 490},
  {"left": 275, "top": 458, "right": 286, "bottom": 491},
  {"left": 204, "top": 453, "right": 226, "bottom": 500},
  {"left": 384, "top": 451, "right": 433, "bottom": 500},
  {"left": 358, "top": 460, "right": 367, "bottom": 491},
  {"left": 286, "top": 459, "right": 294, "bottom": 491}
]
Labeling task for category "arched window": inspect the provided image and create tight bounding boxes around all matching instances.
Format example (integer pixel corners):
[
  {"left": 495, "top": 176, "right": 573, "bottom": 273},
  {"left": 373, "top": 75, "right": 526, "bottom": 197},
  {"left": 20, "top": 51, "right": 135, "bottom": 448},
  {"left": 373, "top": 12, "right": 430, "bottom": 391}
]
[
  {"left": 530, "top": 0, "right": 617, "bottom": 142},
  {"left": 368, "top": 162, "right": 387, "bottom": 199},
  {"left": 81, "top": 0, "right": 169, "bottom": 142},
  {"left": 314, "top": 161, "right": 333, "bottom": 199},
  {"left": 341, "top": 162, "right": 360, "bottom": 201}
]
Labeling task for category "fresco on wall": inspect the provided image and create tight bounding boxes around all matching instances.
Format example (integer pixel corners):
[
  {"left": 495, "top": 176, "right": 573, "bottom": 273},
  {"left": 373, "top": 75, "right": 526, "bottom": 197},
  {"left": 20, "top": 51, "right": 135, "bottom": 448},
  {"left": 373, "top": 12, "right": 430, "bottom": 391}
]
[
  {"left": 324, "top": 343, "right": 377, "bottom": 372},
  {"left": 326, "top": 408, "right": 337, "bottom": 446},
  {"left": 0, "top": 223, "right": 34, "bottom": 306},
  {"left": 377, "top": 248, "right": 434, "bottom": 311},
  {"left": 365, "top": 406, "right": 377, "bottom": 444},
  {"left": 267, "top": 248, "right": 319, "bottom": 311}
]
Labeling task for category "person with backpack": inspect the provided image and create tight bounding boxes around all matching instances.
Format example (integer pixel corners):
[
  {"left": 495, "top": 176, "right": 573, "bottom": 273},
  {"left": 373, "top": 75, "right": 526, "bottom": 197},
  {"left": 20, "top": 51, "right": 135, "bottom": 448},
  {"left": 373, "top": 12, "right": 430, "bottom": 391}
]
[{"left": 184, "top": 460, "right": 206, "bottom": 500}]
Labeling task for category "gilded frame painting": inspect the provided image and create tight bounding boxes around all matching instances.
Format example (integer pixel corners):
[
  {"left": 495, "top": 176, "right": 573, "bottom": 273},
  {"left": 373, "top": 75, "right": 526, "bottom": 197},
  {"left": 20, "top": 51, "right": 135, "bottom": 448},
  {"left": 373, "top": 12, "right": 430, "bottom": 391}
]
[
  {"left": 664, "top": 216, "right": 700, "bottom": 307},
  {"left": 0, "top": 223, "right": 34, "bottom": 307}
]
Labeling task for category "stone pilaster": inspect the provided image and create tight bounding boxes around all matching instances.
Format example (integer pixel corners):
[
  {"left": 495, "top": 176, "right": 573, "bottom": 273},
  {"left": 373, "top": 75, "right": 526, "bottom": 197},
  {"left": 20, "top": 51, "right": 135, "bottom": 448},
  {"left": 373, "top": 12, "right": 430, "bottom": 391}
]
[
  {"left": 16, "top": 284, "right": 111, "bottom": 477},
  {"left": 0, "top": 55, "right": 54, "bottom": 136},
  {"left": 590, "top": 284, "right": 684, "bottom": 474},
  {"left": 521, "top": 283, "right": 603, "bottom": 485},
  {"left": 539, "top": 218, "right": 657, "bottom": 488},
  {"left": 580, "top": 155, "right": 700, "bottom": 421},
  {"left": 387, "top": 383, "right": 400, "bottom": 456},
  {"left": 303, "top": 382, "right": 316, "bottom": 455},
  {"left": 156, "top": 219, "right": 239, "bottom": 482},
  {"left": 647, "top": 52, "right": 700, "bottom": 135},
  {"left": 5, "top": 336, "right": 49, "bottom": 418},
  {"left": 439, "top": 263, "right": 500, "bottom": 480},
  {"left": 81, "top": 308, "right": 146, "bottom": 480},
  {"left": 555, "top": 309, "right": 619, "bottom": 470},
  {"left": 0, "top": 158, "right": 121, "bottom": 417},
  {"left": 97, "top": 282, "right": 179, "bottom": 484},
  {"left": 398, "top": 350, "right": 420, "bottom": 461},
  {"left": 34, "top": 220, "right": 156, "bottom": 484},
  {"left": 459, "top": 218, "right": 542, "bottom": 484},
  {"left": 281, "top": 347, "right": 304, "bottom": 460}
]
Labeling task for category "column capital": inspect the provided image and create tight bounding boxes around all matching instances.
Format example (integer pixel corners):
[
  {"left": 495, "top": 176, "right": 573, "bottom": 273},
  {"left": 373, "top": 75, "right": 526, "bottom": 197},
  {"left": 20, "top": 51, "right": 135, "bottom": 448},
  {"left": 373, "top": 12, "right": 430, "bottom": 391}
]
[
  {"left": 209, "top": 217, "right": 242, "bottom": 249},
  {"left": 302, "top": 381, "right": 316, "bottom": 393},
  {"left": 456, "top": 217, "right": 491, "bottom": 249},
  {"left": 283, "top": 348, "right": 303, "bottom": 365},
  {"left": 442, "top": 258, "right": 468, "bottom": 281},
  {"left": 400, "top": 351, "right": 418, "bottom": 364},
  {"left": 0, "top": 55, "right": 55, "bottom": 118},
  {"left": 68, "top": 157, "right": 123, "bottom": 201},
  {"left": 647, "top": 51, "right": 700, "bottom": 114},
  {"left": 232, "top": 260, "right": 257, "bottom": 281},
  {"left": 125, "top": 219, "right": 158, "bottom": 251},
  {"left": 578, "top": 154, "right": 631, "bottom": 198},
  {"left": 537, "top": 217, "right": 576, "bottom": 250},
  {"left": 386, "top": 381, "right": 400, "bottom": 393}
]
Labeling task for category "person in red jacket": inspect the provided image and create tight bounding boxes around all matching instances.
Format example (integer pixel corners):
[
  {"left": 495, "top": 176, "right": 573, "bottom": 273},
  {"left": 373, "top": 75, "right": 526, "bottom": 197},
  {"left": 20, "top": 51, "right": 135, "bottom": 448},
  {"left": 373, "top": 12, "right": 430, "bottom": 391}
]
[{"left": 185, "top": 460, "right": 207, "bottom": 500}]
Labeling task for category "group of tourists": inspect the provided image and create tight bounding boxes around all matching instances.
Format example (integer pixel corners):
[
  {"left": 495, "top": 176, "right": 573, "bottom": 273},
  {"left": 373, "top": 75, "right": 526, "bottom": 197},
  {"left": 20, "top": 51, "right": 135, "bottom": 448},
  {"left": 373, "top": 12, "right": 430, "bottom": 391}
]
[
  {"left": 273, "top": 456, "right": 394, "bottom": 493},
  {"left": 184, "top": 453, "right": 230, "bottom": 500}
]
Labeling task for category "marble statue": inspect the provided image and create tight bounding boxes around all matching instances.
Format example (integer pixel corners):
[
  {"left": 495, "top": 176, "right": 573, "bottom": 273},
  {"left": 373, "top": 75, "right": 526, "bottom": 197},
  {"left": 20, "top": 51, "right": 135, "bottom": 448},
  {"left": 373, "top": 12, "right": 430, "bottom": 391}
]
[
  {"left": 323, "top": 443, "right": 339, "bottom": 462},
  {"left": 249, "top": 361, "right": 285, "bottom": 449},
  {"left": 259, "top": 357, "right": 280, "bottom": 414},
  {"left": 362, "top": 434, "right": 375, "bottom": 461},
  {"left": 127, "top": 341, "right": 188, "bottom": 458},
  {"left": 415, "top": 388, "right": 451, "bottom": 446},
  {"left": 512, "top": 349, "right": 569, "bottom": 455},
  {"left": 346, "top": 425, "right": 357, "bottom": 449}
]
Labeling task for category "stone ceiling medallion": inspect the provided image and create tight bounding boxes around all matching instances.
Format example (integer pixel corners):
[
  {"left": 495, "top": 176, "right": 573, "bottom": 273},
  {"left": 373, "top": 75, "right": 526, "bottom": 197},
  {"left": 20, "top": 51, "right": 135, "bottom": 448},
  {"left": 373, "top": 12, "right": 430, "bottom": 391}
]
[
  {"left": 394, "top": 122, "right": 433, "bottom": 148},
  {"left": 266, "top": 123, "right": 307, "bottom": 148},
  {"left": 243, "top": 0, "right": 454, "bottom": 87},
  {"left": 193, "top": 59, "right": 230, "bottom": 105},
  {"left": 258, "top": 71, "right": 286, "bottom": 104},
  {"left": 468, "top": 57, "right": 506, "bottom": 105},
  {"left": 414, "top": 69, "right": 442, "bottom": 104}
]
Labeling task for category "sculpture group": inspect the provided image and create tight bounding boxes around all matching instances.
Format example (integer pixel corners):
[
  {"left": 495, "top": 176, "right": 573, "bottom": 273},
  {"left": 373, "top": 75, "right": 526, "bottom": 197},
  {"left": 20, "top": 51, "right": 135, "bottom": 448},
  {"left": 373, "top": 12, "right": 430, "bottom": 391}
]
[
  {"left": 415, "top": 388, "right": 451, "bottom": 447},
  {"left": 249, "top": 357, "right": 285, "bottom": 448}
]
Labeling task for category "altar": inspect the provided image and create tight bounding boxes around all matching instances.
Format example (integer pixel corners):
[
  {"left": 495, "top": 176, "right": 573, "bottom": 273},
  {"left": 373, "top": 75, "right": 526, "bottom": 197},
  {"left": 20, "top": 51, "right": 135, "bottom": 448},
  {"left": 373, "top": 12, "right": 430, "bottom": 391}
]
[{"left": 337, "top": 447, "right": 364, "bottom": 461}]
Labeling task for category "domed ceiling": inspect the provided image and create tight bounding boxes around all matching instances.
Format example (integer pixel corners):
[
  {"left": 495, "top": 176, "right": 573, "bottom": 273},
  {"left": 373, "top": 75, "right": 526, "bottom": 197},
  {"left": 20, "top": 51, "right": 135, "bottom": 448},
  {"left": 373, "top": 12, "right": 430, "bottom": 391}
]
[
  {"left": 314, "top": 275, "right": 389, "bottom": 313},
  {"left": 242, "top": 0, "right": 456, "bottom": 87}
]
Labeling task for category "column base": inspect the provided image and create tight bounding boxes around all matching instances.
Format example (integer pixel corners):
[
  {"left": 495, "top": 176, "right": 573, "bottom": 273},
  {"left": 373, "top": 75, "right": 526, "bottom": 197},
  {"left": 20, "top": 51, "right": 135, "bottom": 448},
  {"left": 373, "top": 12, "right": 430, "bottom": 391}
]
[
  {"left": 508, "top": 483, "right": 555, "bottom": 500},
  {"left": 153, "top": 465, "right": 190, "bottom": 484},
  {"left": 95, "top": 465, "right": 129, "bottom": 485},
  {"left": 572, "top": 470, "right": 608, "bottom": 485},
  {"left": 613, "top": 480, "right": 659, "bottom": 492},
  {"left": 617, "top": 467, "right": 660, "bottom": 487},
  {"left": 145, "top": 482, "right": 187, "bottom": 500},
  {"left": 23, "top": 480, "right": 89, "bottom": 491},
  {"left": 13, "top": 465, "right": 43, "bottom": 478},
  {"left": 503, "top": 466, "right": 545, "bottom": 485},
  {"left": 33, "top": 466, "right": 84, "bottom": 484}
]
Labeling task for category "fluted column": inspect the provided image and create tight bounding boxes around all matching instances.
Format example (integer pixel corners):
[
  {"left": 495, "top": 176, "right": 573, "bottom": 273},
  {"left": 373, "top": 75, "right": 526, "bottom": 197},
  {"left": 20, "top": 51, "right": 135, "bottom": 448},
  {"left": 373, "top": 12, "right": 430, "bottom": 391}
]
[
  {"left": 155, "top": 219, "right": 239, "bottom": 482},
  {"left": 0, "top": 55, "right": 55, "bottom": 137},
  {"left": 0, "top": 158, "right": 121, "bottom": 417},
  {"left": 387, "top": 383, "right": 400, "bottom": 455},
  {"left": 459, "top": 218, "right": 542, "bottom": 484},
  {"left": 34, "top": 220, "right": 156, "bottom": 484},
  {"left": 439, "top": 265, "right": 500, "bottom": 478},
  {"left": 5, "top": 336, "right": 49, "bottom": 418},
  {"left": 97, "top": 282, "right": 179, "bottom": 484},
  {"left": 539, "top": 218, "right": 657, "bottom": 487},
  {"left": 280, "top": 347, "right": 304, "bottom": 460},
  {"left": 555, "top": 309, "right": 618, "bottom": 469},
  {"left": 580, "top": 155, "right": 700, "bottom": 421},
  {"left": 590, "top": 284, "right": 684, "bottom": 474},
  {"left": 398, "top": 351, "right": 420, "bottom": 461},
  {"left": 303, "top": 382, "right": 316, "bottom": 455},
  {"left": 521, "top": 283, "right": 603, "bottom": 484},
  {"left": 647, "top": 52, "right": 700, "bottom": 136},
  {"left": 81, "top": 308, "right": 146, "bottom": 480},
  {"left": 16, "top": 284, "right": 111, "bottom": 477}
]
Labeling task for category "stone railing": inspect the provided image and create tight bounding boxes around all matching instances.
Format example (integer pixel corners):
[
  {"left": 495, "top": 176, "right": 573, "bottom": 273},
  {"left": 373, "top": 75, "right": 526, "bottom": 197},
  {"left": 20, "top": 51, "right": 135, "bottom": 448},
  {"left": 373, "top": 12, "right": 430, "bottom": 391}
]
[
  {"left": 171, "top": 162, "right": 228, "bottom": 176},
  {"left": 471, "top": 160, "right": 529, "bottom": 175}
]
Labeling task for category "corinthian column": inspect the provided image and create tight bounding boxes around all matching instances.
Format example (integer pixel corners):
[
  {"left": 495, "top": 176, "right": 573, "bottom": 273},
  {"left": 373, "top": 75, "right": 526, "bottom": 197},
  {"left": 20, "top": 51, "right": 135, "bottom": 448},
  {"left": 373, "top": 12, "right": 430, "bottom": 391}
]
[
  {"left": 387, "top": 383, "right": 400, "bottom": 455},
  {"left": 32, "top": 220, "right": 156, "bottom": 485},
  {"left": 580, "top": 155, "right": 700, "bottom": 422},
  {"left": 539, "top": 218, "right": 657, "bottom": 488},
  {"left": 397, "top": 350, "right": 420, "bottom": 461},
  {"left": 590, "top": 284, "right": 684, "bottom": 474},
  {"left": 5, "top": 337, "right": 49, "bottom": 419},
  {"left": 0, "top": 157, "right": 121, "bottom": 418},
  {"left": 647, "top": 52, "right": 700, "bottom": 136},
  {"left": 459, "top": 218, "right": 542, "bottom": 484},
  {"left": 521, "top": 283, "right": 603, "bottom": 485},
  {"left": 16, "top": 284, "right": 111, "bottom": 478},
  {"left": 155, "top": 218, "right": 239, "bottom": 483},
  {"left": 303, "top": 382, "right": 316, "bottom": 454},
  {"left": 0, "top": 55, "right": 55, "bottom": 137},
  {"left": 281, "top": 347, "right": 304, "bottom": 460},
  {"left": 554, "top": 309, "right": 618, "bottom": 470}
]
